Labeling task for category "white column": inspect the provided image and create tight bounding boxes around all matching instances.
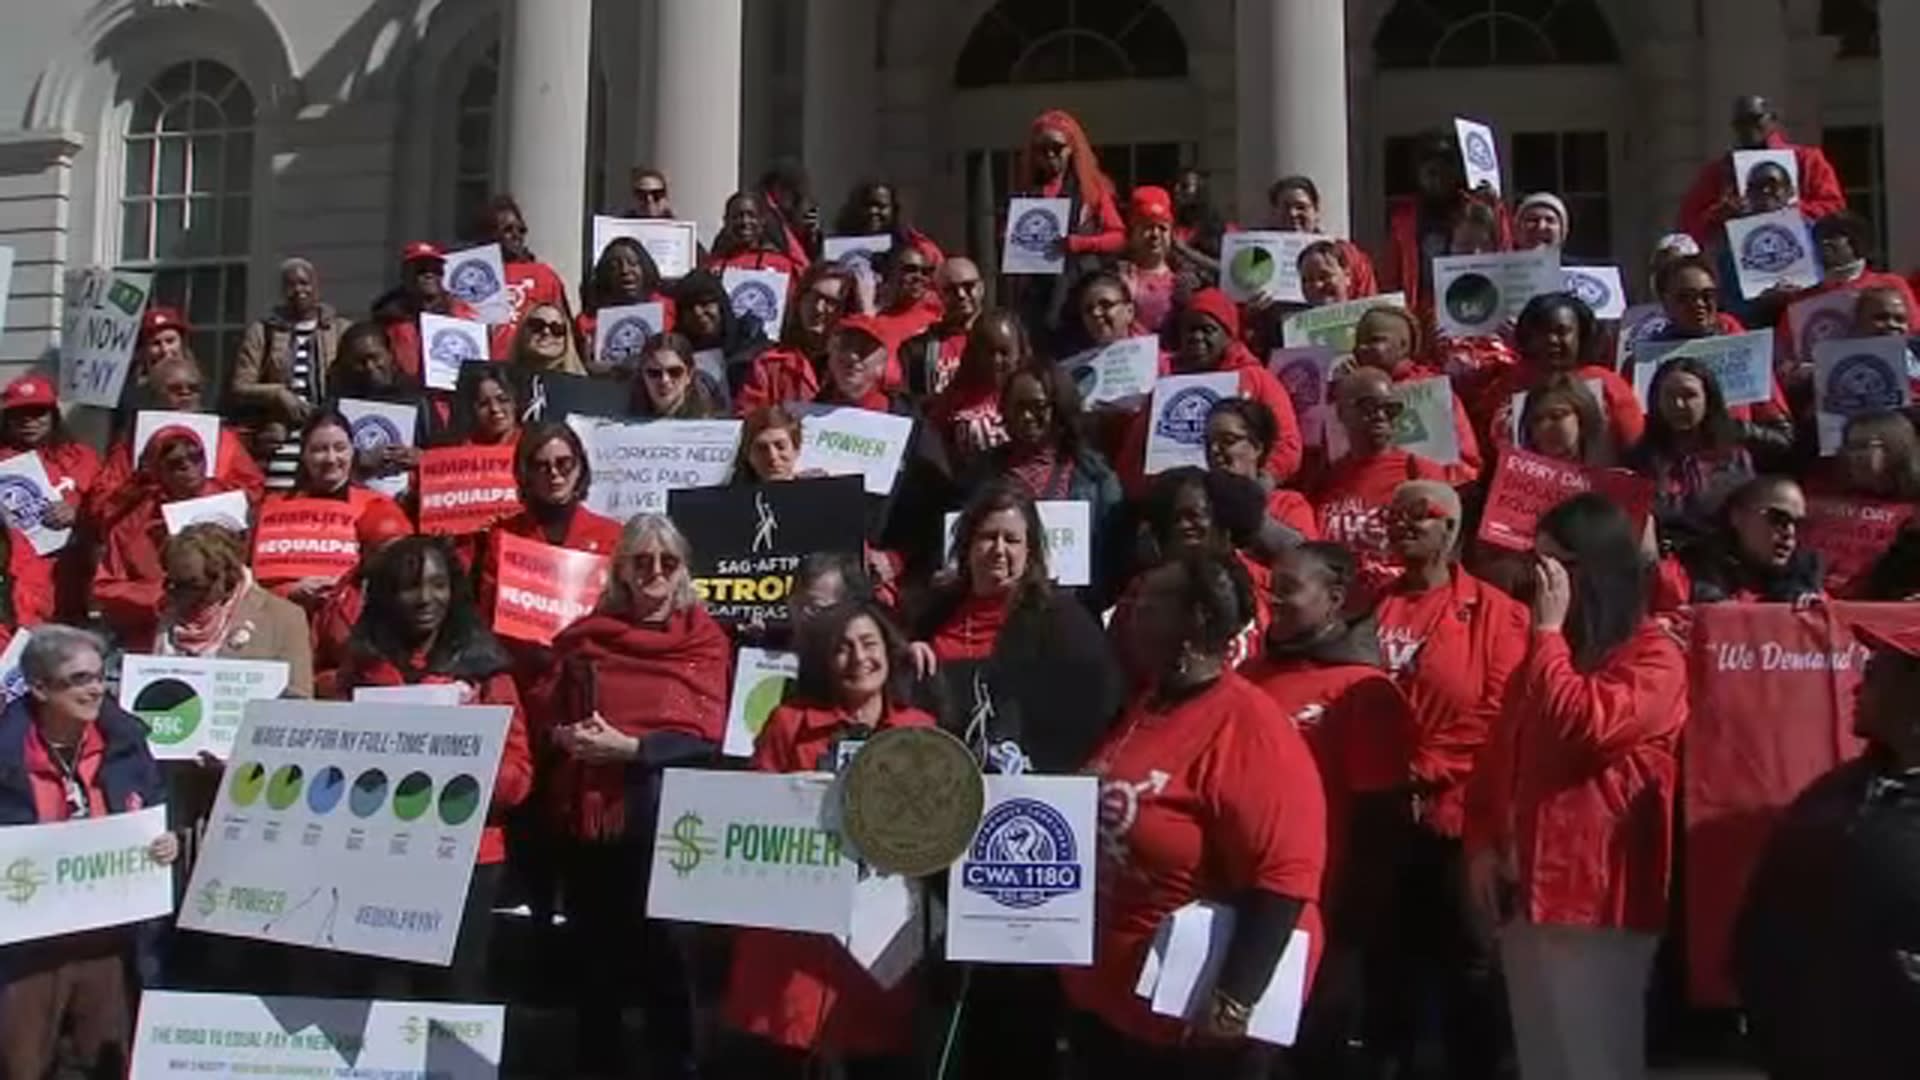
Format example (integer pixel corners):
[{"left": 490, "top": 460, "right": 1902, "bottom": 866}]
[
  {"left": 651, "top": 0, "right": 744, "bottom": 246},
  {"left": 1882, "top": 0, "right": 1920, "bottom": 271},
  {"left": 503, "top": 0, "right": 592, "bottom": 288},
  {"left": 1236, "top": 0, "right": 1351, "bottom": 237},
  {"left": 803, "top": 0, "right": 878, "bottom": 217}
]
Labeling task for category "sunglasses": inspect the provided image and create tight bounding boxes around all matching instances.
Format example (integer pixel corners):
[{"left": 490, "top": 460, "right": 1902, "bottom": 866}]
[
  {"left": 531, "top": 455, "right": 579, "bottom": 476},
  {"left": 629, "top": 553, "right": 682, "bottom": 574},
  {"left": 50, "top": 669, "right": 104, "bottom": 692},
  {"left": 1760, "top": 507, "right": 1804, "bottom": 530},
  {"left": 525, "top": 318, "right": 568, "bottom": 339},
  {"left": 1353, "top": 398, "right": 1406, "bottom": 420},
  {"left": 643, "top": 364, "right": 689, "bottom": 382}
]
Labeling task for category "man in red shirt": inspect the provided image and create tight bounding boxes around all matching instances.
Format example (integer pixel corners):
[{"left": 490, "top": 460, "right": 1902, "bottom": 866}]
[
  {"left": 899, "top": 257, "right": 984, "bottom": 397},
  {"left": 1677, "top": 95, "right": 1847, "bottom": 246}
]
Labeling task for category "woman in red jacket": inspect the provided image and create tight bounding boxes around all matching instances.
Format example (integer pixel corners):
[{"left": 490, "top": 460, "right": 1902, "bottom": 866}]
[
  {"left": 312, "top": 497, "right": 417, "bottom": 699},
  {"left": 336, "top": 535, "right": 531, "bottom": 999},
  {"left": 1204, "top": 397, "right": 1318, "bottom": 542},
  {"left": 1465, "top": 493, "right": 1687, "bottom": 1080},
  {"left": 1486, "top": 293, "right": 1646, "bottom": 461},
  {"left": 735, "top": 262, "right": 860, "bottom": 413},
  {"left": 1270, "top": 176, "right": 1381, "bottom": 297},
  {"left": 722, "top": 600, "right": 931, "bottom": 1076},
  {"left": 1006, "top": 110, "right": 1125, "bottom": 352},
  {"left": 93, "top": 426, "right": 239, "bottom": 650},
  {"left": 86, "top": 354, "right": 265, "bottom": 527},
  {"left": 260, "top": 411, "right": 407, "bottom": 613},
  {"left": 926, "top": 309, "right": 1028, "bottom": 470},
  {"left": 475, "top": 422, "right": 622, "bottom": 622},
  {"left": 578, "top": 237, "right": 673, "bottom": 375},
  {"left": 0, "top": 372, "right": 96, "bottom": 540}
]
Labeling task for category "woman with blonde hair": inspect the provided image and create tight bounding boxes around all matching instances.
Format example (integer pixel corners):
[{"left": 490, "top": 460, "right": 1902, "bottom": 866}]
[{"left": 509, "top": 301, "right": 586, "bottom": 376}]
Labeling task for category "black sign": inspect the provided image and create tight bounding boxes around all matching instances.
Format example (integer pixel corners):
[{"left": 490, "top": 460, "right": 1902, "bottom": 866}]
[
  {"left": 511, "top": 368, "right": 633, "bottom": 426},
  {"left": 669, "top": 476, "right": 866, "bottom": 626}
]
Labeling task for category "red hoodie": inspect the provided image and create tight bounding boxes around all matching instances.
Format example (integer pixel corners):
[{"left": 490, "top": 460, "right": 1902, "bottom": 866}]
[
  {"left": 1676, "top": 131, "right": 1847, "bottom": 246},
  {"left": 86, "top": 425, "right": 265, "bottom": 528}
]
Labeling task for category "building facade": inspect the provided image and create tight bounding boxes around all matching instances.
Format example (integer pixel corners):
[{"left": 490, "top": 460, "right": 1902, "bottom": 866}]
[{"left": 0, "top": 0, "right": 1910, "bottom": 384}]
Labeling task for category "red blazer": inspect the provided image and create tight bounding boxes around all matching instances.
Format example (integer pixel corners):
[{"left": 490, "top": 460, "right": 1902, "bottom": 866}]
[
  {"left": 86, "top": 426, "right": 265, "bottom": 528},
  {"left": 1677, "top": 134, "right": 1847, "bottom": 245}
]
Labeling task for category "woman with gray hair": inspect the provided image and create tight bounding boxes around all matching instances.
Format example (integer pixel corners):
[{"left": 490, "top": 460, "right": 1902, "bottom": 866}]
[
  {"left": 228, "top": 256, "right": 352, "bottom": 490},
  {"left": 540, "top": 512, "right": 730, "bottom": 1077}
]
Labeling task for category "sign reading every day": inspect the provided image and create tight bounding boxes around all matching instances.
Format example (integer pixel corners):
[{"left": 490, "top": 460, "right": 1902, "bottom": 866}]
[{"left": 0, "top": 806, "right": 174, "bottom": 946}]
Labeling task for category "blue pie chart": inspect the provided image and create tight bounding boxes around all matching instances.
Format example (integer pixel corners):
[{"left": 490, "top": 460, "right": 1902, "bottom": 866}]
[
  {"left": 349, "top": 768, "right": 389, "bottom": 818},
  {"left": 307, "top": 767, "right": 347, "bottom": 815}
]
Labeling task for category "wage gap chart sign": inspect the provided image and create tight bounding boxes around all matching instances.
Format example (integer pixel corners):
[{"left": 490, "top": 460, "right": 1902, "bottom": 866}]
[
  {"left": 179, "top": 700, "right": 512, "bottom": 965},
  {"left": 120, "top": 655, "right": 291, "bottom": 761}
]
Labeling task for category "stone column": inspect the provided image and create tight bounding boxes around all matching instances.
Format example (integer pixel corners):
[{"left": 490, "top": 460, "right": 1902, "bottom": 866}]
[
  {"left": 1699, "top": 0, "right": 1790, "bottom": 155},
  {"left": 1882, "top": 0, "right": 1920, "bottom": 270},
  {"left": 803, "top": 0, "right": 878, "bottom": 218},
  {"left": 1236, "top": 0, "right": 1351, "bottom": 236},
  {"left": 502, "top": 0, "right": 593, "bottom": 287},
  {"left": 650, "top": 0, "right": 744, "bottom": 246}
]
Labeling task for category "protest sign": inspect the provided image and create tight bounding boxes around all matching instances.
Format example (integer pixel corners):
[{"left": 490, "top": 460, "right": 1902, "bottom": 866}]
[
  {"left": 647, "top": 768, "right": 858, "bottom": 934},
  {"left": 59, "top": 267, "right": 150, "bottom": 408},
  {"left": 121, "top": 656, "right": 291, "bottom": 761},
  {"left": 1269, "top": 347, "right": 1339, "bottom": 449},
  {"left": 0, "top": 451, "right": 72, "bottom": 555},
  {"left": 1630, "top": 330, "right": 1775, "bottom": 409},
  {"left": 592, "top": 215, "right": 698, "bottom": 279},
  {"left": 1812, "top": 336, "right": 1911, "bottom": 455},
  {"left": 945, "top": 774, "right": 1097, "bottom": 965},
  {"left": 339, "top": 397, "right": 417, "bottom": 456},
  {"left": 134, "top": 411, "right": 223, "bottom": 475},
  {"left": 1784, "top": 287, "right": 1860, "bottom": 366},
  {"left": 1002, "top": 197, "right": 1071, "bottom": 275},
  {"left": 250, "top": 499, "right": 359, "bottom": 584},
  {"left": 515, "top": 369, "right": 631, "bottom": 425},
  {"left": 670, "top": 476, "right": 866, "bottom": 627},
  {"left": 1726, "top": 208, "right": 1818, "bottom": 299},
  {"left": 178, "top": 700, "right": 512, "bottom": 965},
  {"left": 1732, "top": 148, "right": 1798, "bottom": 200},
  {"left": 0, "top": 806, "right": 173, "bottom": 946},
  {"left": 1561, "top": 265, "right": 1627, "bottom": 320},
  {"left": 1454, "top": 117, "right": 1502, "bottom": 195},
  {"left": 1433, "top": 249, "right": 1561, "bottom": 338},
  {"left": 0, "top": 629, "right": 29, "bottom": 703},
  {"left": 491, "top": 532, "right": 610, "bottom": 646},
  {"left": 132, "top": 992, "right": 504, "bottom": 1080},
  {"left": 1138, "top": 903, "right": 1311, "bottom": 1046},
  {"left": 1478, "top": 448, "right": 1654, "bottom": 552},
  {"left": 417, "top": 444, "right": 519, "bottom": 536},
  {"left": 722, "top": 648, "right": 799, "bottom": 758},
  {"left": 1060, "top": 335, "right": 1161, "bottom": 410},
  {"left": 793, "top": 405, "right": 915, "bottom": 495},
  {"left": 722, "top": 268, "right": 791, "bottom": 340},
  {"left": 1615, "top": 303, "right": 1670, "bottom": 369},
  {"left": 942, "top": 501, "right": 1092, "bottom": 587},
  {"left": 573, "top": 417, "right": 741, "bottom": 519},
  {"left": 1281, "top": 293, "right": 1407, "bottom": 353},
  {"left": 0, "top": 245, "right": 12, "bottom": 336},
  {"left": 823, "top": 233, "right": 894, "bottom": 275},
  {"left": 418, "top": 313, "right": 488, "bottom": 391},
  {"left": 443, "top": 242, "right": 511, "bottom": 324},
  {"left": 1220, "top": 231, "right": 1324, "bottom": 304},
  {"left": 1144, "top": 372, "right": 1239, "bottom": 475},
  {"left": 1800, "top": 495, "right": 1916, "bottom": 595},
  {"left": 1326, "top": 376, "right": 1461, "bottom": 465},
  {"left": 591, "top": 301, "right": 668, "bottom": 373}
]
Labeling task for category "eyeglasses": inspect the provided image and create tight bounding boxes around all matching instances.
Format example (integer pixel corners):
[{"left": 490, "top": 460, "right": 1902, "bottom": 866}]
[
  {"left": 1386, "top": 503, "right": 1450, "bottom": 526},
  {"left": 642, "top": 365, "right": 689, "bottom": 382},
  {"left": 525, "top": 318, "right": 567, "bottom": 339},
  {"left": 531, "top": 456, "right": 579, "bottom": 476},
  {"left": 634, "top": 186, "right": 669, "bottom": 201},
  {"left": 1352, "top": 398, "right": 1406, "bottom": 420},
  {"left": 1760, "top": 507, "right": 1804, "bottom": 531},
  {"left": 51, "top": 669, "right": 104, "bottom": 692},
  {"left": 629, "top": 552, "right": 682, "bottom": 573}
]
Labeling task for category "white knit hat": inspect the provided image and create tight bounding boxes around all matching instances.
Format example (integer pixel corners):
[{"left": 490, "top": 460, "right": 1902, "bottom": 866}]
[{"left": 1517, "top": 191, "right": 1570, "bottom": 230}]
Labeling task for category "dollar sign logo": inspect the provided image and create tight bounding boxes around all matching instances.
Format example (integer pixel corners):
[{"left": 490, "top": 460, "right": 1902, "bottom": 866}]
[
  {"left": 194, "top": 878, "right": 222, "bottom": 918},
  {"left": 3, "top": 858, "right": 45, "bottom": 904},
  {"left": 400, "top": 1017, "right": 424, "bottom": 1046},
  {"left": 660, "top": 811, "right": 714, "bottom": 878}
]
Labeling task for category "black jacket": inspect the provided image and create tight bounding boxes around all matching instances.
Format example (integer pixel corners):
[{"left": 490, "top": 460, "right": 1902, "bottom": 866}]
[{"left": 1681, "top": 542, "right": 1824, "bottom": 604}]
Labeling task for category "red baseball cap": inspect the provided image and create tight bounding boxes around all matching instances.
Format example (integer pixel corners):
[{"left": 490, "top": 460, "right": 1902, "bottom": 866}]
[
  {"left": 141, "top": 306, "right": 191, "bottom": 340},
  {"left": 400, "top": 241, "right": 445, "bottom": 265},
  {"left": 1130, "top": 185, "right": 1175, "bottom": 226},
  {"left": 832, "top": 313, "right": 890, "bottom": 349},
  {"left": 1, "top": 373, "right": 56, "bottom": 412},
  {"left": 1853, "top": 621, "right": 1920, "bottom": 661}
]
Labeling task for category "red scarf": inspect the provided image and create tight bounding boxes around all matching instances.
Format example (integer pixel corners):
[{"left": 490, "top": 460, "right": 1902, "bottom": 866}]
[{"left": 165, "top": 571, "right": 254, "bottom": 657}]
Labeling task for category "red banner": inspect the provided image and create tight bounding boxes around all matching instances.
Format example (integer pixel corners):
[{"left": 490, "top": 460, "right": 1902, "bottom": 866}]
[
  {"left": 417, "top": 444, "right": 520, "bottom": 536},
  {"left": 1477, "top": 448, "right": 1653, "bottom": 551},
  {"left": 1683, "top": 601, "right": 1920, "bottom": 1005},
  {"left": 1799, "top": 494, "right": 1913, "bottom": 595},
  {"left": 492, "top": 531, "right": 610, "bottom": 646},
  {"left": 250, "top": 498, "right": 360, "bottom": 583}
]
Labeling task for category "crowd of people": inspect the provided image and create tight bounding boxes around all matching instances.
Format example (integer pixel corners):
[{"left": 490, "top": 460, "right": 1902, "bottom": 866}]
[{"left": 3, "top": 95, "right": 1919, "bottom": 1080}]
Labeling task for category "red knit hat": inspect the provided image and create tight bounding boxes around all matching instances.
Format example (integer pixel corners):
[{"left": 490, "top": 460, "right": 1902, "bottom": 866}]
[
  {"left": 1129, "top": 185, "right": 1175, "bottom": 226},
  {"left": 1182, "top": 288, "right": 1242, "bottom": 339},
  {"left": 141, "top": 306, "right": 191, "bottom": 341},
  {"left": 0, "top": 372, "right": 56, "bottom": 412}
]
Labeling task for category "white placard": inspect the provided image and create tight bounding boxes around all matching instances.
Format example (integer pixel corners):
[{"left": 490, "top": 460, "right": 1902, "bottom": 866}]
[
  {"left": 178, "top": 700, "right": 512, "bottom": 965},
  {"left": 0, "top": 245, "right": 14, "bottom": 337},
  {"left": 723, "top": 648, "right": 798, "bottom": 758},
  {"left": 1733, "top": 148, "right": 1800, "bottom": 203},
  {"left": 132, "top": 992, "right": 503, "bottom": 1080},
  {"left": 1454, "top": 117, "right": 1502, "bottom": 196},
  {"left": 121, "top": 655, "right": 291, "bottom": 761},
  {"left": 1726, "top": 208, "right": 1819, "bottom": 300},
  {"left": 823, "top": 234, "right": 895, "bottom": 275},
  {"left": 1562, "top": 265, "right": 1628, "bottom": 320},
  {"left": 0, "top": 806, "right": 174, "bottom": 946},
  {"left": 1433, "top": 249, "right": 1562, "bottom": 338},
  {"left": 418, "top": 312, "right": 489, "bottom": 391},
  {"left": 647, "top": 768, "right": 857, "bottom": 934},
  {"left": 338, "top": 396, "right": 419, "bottom": 499},
  {"left": 945, "top": 774, "right": 1097, "bottom": 965},
  {"left": 1269, "top": 346, "right": 1340, "bottom": 449},
  {"left": 1137, "top": 901, "right": 1311, "bottom": 1047},
  {"left": 0, "top": 451, "right": 72, "bottom": 555},
  {"left": 353, "top": 685, "right": 466, "bottom": 706},
  {"left": 793, "top": 405, "right": 915, "bottom": 495},
  {"left": 162, "top": 489, "right": 251, "bottom": 537},
  {"left": 1, "top": 628, "right": 30, "bottom": 702},
  {"left": 1630, "top": 330, "right": 1776, "bottom": 409},
  {"left": 444, "top": 242, "right": 512, "bottom": 324},
  {"left": 59, "top": 267, "right": 151, "bottom": 409},
  {"left": 592, "top": 216, "right": 699, "bottom": 280},
  {"left": 839, "top": 873, "right": 926, "bottom": 989},
  {"left": 1144, "top": 372, "right": 1239, "bottom": 475},
  {"left": 722, "top": 268, "right": 791, "bottom": 339},
  {"left": 591, "top": 301, "right": 667, "bottom": 372},
  {"left": 1616, "top": 303, "right": 1670, "bottom": 369},
  {"left": 941, "top": 500, "right": 1093, "bottom": 587},
  {"left": 1220, "top": 231, "right": 1326, "bottom": 305},
  {"left": 134, "top": 410, "right": 223, "bottom": 476},
  {"left": 1814, "top": 336, "right": 1913, "bottom": 455},
  {"left": 1282, "top": 293, "right": 1408, "bottom": 353},
  {"left": 1002, "top": 197, "right": 1072, "bottom": 275},
  {"left": 1786, "top": 288, "right": 1862, "bottom": 365},
  {"left": 1060, "top": 335, "right": 1161, "bottom": 410},
  {"left": 571, "top": 416, "right": 741, "bottom": 519}
]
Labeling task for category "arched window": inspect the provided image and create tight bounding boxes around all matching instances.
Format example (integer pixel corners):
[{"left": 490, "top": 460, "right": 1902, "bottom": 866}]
[
  {"left": 1374, "top": 0, "right": 1620, "bottom": 68},
  {"left": 451, "top": 44, "right": 500, "bottom": 243},
  {"left": 953, "top": 0, "right": 1187, "bottom": 88},
  {"left": 119, "top": 59, "right": 255, "bottom": 375},
  {"left": 1820, "top": 0, "right": 1878, "bottom": 59}
]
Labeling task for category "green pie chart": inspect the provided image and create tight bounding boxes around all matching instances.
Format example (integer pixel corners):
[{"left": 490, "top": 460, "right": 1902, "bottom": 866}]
[
  {"left": 266, "top": 764, "right": 305, "bottom": 811},
  {"left": 437, "top": 775, "right": 482, "bottom": 826},
  {"left": 349, "top": 769, "right": 388, "bottom": 818},
  {"left": 1229, "top": 246, "right": 1276, "bottom": 292},
  {"left": 228, "top": 762, "right": 267, "bottom": 807},
  {"left": 132, "top": 678, "right": 202, "bottom": 746},
  {"left": 743, "top": 675, "right": 792, "bottom": 740},
  {"left": 393, "top": 772, "right": 434, "bottom": 822}
]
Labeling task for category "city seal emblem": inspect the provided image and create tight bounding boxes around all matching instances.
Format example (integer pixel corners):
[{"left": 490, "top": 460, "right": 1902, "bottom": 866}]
[
  {"left": 841, "top": 726, "right": 984, "bottom": 878},
  {"left": 1827, "top": 352, "right": 1905, "bottom": 414},
  {"left": 960, "top": 797, "right": 1081, "bottom": 910},
  {"left": 1739, "top": 223, "right": 1805, "bottom": 275},
  {"left": 1464, "top": 129, "right": 1496, "bottom": 172},
  {"left": 429, "top": 328, "right": 481, "bottom": 371},
  {"left": 1564, "top": 269, "right": 1612, "bottom": 312},
  {"left": 1010, "top": 207, "right": 1063, "bottom": 254},
  {"left": 446, "top": 257, "right": 501, "bottom": 305},
  {"left": 0, "top": 475, "right": 50, "bottom": 532},
  {"left": 350, "top": 414, "right": 402, "bottom": 453},
  {"left": 730, "top": 281, "right": 780, "bottom": 326},
  {"left": 1154, "top": 385, "right": 1223, "bottom": 447},
  {"left": 603, "top": 314, "right": 656, "bottom": 366}
]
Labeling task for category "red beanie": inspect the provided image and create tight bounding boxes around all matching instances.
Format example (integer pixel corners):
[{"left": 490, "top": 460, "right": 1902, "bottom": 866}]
[
  {"left": 1183, "top": 288, "right": 1242, "bottom": 340},
  {"left": 1129, "top": 186, "right": 1174, "bottom": 226}
]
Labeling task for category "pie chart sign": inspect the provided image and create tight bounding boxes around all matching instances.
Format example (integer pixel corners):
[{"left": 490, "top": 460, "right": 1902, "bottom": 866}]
[
  {"left": 229, "top": 762, "right": 267, "bottom": 807},
  {"left": 393, "top": 772, "right": 434, "bottom": 822},
  {"left": 132, "top": 677, "right": 202, "bottom": 746},
  {"left": 307, "top": 766, "right": 347, "bottom": 815},
  {"left": 266, "top": 765, "right": 305, "bottom": 811},
  {"left": 438, "top": 775, "right": 482, "bottom": 827},
  {"left": 350, "top": 769, "right": 389, "bottom": 818}
]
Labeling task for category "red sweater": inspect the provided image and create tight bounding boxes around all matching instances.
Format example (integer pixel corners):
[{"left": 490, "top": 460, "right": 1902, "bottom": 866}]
[{"left": 1676, "top": 133, "right": 1847, "bottom": 245}]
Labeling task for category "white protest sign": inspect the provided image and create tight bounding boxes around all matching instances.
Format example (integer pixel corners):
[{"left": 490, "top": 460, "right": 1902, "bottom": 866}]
[
  {"left": 0, "top": 245, "right": 13, "bottom": 337},
  {"left": 945, "top": 774, "right": 1097, "bottom": 965},
  {"left": 592, "top": 215, "right": 699, "bottom": 279},
  {"left": 1630, "top": 330, "right": 1776, "bottom": 409},
  {"left": 132, "top": 992, "right": 504, "bottom": 1080},
  {"left": 722, "top": 268, "right": 791, "bottom": 339},
  {"left": 163, "top": 489, "right": 251, "bottom": 537},
  {"left": 571, "top": 417, "right": 741, "bottom": 519},
  {"left": 723, "top": 648, "right": 798, "bottom": 758},
  {"left": 178, "top": 700, "right": 512, "bottom": 965},
  {"left": 0, "top": 628, "right": 30, "bottom": 702},
  {"left": 943, "top": 501, "right": 1092, "bottom": 587},
  {"left": 354, "top": 685, "right": 465, "bottom": 706},
  {"left": 692, "top": 348, "right": 727, "bottom": 391},
  {"left": 121, "top": 656, "right": 291, "bottom": 761},
  {"left": 1433, "top": 248, "right": 1561, "bottom": 338},
  {"left": 1616, "top": 303, "right": 1670, "bottom": 369},
  {"left": 1727, "top": 208, "right": 1819, "bottom": 300},
  {"left": 1733, "top": 148, "right": 1799, "bottom": 202},
  {"left": 1002, "top": 197, "right": 1071, "bottom": 275},
  {"left": 0, "top": 451, "right": 72, "bottom": 555},
  {"left": 1060, "top": 336, "right": 1160, "bottom": 410},
  {"left": 1786, "top": 288, "right": 1862, "bottom": 365},
  {"left": 1814, "top": 337, "right": 1913, "bottom": 455},
  {"left": 591, "top": 301, "right": 667, "bottom": 372},
  {"left": 1562, "top": 265, "right": 1628, "bottom": 320},
  {"left": 0, "top": 806, "right": 174, "bottom": 946},
  {"left": 418, "top": 312, "right": 489, "bottom": 391},
  {"left": 793, "top": 405, "right": 915, "bottom": 495},
  {"left": 1269, "top": 347, "right": 1340, "bottom": 449},
  {"left": 1454, "top": 118, "right": 1502, "bottom": 196},
  {"left": 1282, "top": 293, "right": 1407, "bottom": 353},
  {"left": 647, "top": 768, "right": 858, "bottom": 934},
  {"left": 1144, "top": 372, "right": 1239, "bottom": 475},
  {"left": 1221, "top": 231, "right": 1325, "bottom": 305},
  {"left": 59, "top": 267, "right": 151, "bottom": 408},
  {"left": 444, "top": 243, "right": 512, "bottom": 324},
  {"left": 338, "top": 397, "right": 419, "bottom": 500},
  {"left": 1137, "top": 902, "right": 1311, "bottom": 1047},
  {"left": 823, "top": 234, "right": 895, "bottom": 276},
  {"left": 134, "top": 410, "right": 223, "bottom": 476}
]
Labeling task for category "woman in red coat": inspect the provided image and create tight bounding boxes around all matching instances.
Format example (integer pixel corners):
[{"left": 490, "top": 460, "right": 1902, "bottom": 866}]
[
  {"left": 85, "top": 354, "right": 265, "bottom": 527},
  {"left": 1, "top": 372, "right": 98, "bottom": 618},
  {"left": 707, "top": 190, "right": 804, "bottom": 279},
  {"left": 93, "top": 426, "right": 240, "bottom": 650},
  {"left": 1485, "top": 293, "right": 1646, "bottom": 461},
  {"left": 1465, "top": 493, "right": 1687, "bottom": 1080},
  {"left": 578, "top": 238, "right": 674, "bottom": 375},
  {"left": 474, "top": 422, "right": 622, "bottom": 621},
  {"left": 735, "top": 262, "right": 860, "bottom": 413},
  {"left": 259, "top": 411, "right": 407, "bottom": 613},
  {"left": 722, "top": 600, "right": 931, "bottom": 1076}
]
